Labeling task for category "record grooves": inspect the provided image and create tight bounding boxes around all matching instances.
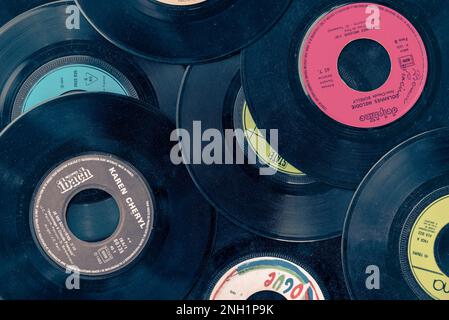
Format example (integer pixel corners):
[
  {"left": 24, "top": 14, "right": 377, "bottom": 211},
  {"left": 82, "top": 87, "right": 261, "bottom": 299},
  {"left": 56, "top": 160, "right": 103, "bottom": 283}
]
[
  {"left": 0, "top": 1, "right": 184, "bottom": 129},
  {"left": 75, "top": 0, "right": 293, "bottom": 63},
  {"left": 0, "top": 0, "right": 51, "bottom": 27},
  {"left": 177, "top": 54, "right": 353, "bottom": 242},
  {"left": 343, "top": 128, "right": 449, "bottom": 300},
  {"left": 0, "top": 93, "right": 215, "bottom": 299},
  {"left": 242, "top": 0, "right": 446, "bottom": 189},
  {"left": 188, "top": 217, "right": 349, "bottom": 300},
  {"left": 3, "top": 0, "right": 449, "bottom": 302}
]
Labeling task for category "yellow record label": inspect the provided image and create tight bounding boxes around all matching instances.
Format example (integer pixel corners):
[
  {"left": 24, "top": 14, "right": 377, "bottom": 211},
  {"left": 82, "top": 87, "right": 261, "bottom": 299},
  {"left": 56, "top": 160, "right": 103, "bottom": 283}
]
[
  {"left": 408, "top": 195, "right": 449, "bottom": 300},
  {"left": 242, "top": 103, "right": 304, "bottom": 176}
]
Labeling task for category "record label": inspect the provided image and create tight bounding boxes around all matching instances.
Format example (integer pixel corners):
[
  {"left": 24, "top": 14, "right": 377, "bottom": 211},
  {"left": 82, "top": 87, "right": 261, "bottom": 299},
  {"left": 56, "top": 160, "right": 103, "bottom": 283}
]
[
  {"left": 209, "top": 257, "right": 325, "bottom": 300},
  {"left": 299, "top": 3, "right": 427, "bottom": 128},
  {"left": 32, "top": 154, "right": 153, "bottom": 276},
  {"left": 242, "top": 103, "right": 304, "bottom": 176},
  {"left": 180, "top": 56, "right": 351, "bottom": 241},
  {"left": 0, "top": 92, "right": 214, "bottom": 299},
  {"left": 23, "top": 65, "right": 128, "bottom": 110},
  {"left": 408, "top": 195, "right": 449, "bottom": 300},
  {"left": 155, "top": 0, "right": 207, "bottom": 5},
  {"left": 12, "top": 56, "right": 138, "bottom": 120}
]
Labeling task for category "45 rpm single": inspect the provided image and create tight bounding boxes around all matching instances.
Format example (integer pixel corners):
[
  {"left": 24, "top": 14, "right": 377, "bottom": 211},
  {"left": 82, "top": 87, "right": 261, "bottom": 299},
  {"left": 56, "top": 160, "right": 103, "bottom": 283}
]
[
  {"left": 343, "top": 128, "right": 449, "bottom": 300},
  {"left": 75, "top": 0, "right": 292, "bottom": 64},
  {"left": 242, "top": 0, "right": 448, "bottom": 189},
  {"left": 209, "top": 255, "right": 326, "bottom": 300},
  {"left": 189, "top": 233, "right": 348, "bottom": 300},
  {"left": 0, "top": 1, "right": 184, "bottom": 128},
  {"left": 177, "top": 55, "right": 353, "bottom": 241},
  {"left": 0, "top": 93, "right": 215, "bottom": 299}
]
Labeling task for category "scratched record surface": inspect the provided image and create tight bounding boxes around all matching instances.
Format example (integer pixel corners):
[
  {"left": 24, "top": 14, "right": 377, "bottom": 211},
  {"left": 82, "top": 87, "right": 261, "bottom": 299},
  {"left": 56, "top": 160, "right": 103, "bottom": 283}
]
[
  {"left": 75, "top": 0, "right": 292, "bottom": 64},
  {"left": 177, "top": 54, "right": 353, "bottom": 242},
  {"left": 242, "top": 0, "right": 449, "bottom": 189},
  {"left": 189, "top": 217, "right": 348, "bottom": 300},
  {"left": 0, "top": 93, "right": 215, "bottom": 300},
  {"left": 343, "top": 128, "right": 449, "bottom": 300},
  {"left": 0, "top": 0, "right": 184, "bottom": 129}
]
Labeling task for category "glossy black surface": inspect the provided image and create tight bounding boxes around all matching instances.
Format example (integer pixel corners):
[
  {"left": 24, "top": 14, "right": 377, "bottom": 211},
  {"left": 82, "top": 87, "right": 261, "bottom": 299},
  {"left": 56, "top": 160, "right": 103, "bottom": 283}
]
[
  {"left": 0, "top": 1, "right": 185, "bottom": 128},
  {"left": 75, "top": 0, "right": 292, "bottom": 63},
  {"left": 0, "top": 93, "right": 215, "bottom": 299},
  {"left": 177, "top": 55, "right": 353, "bottom": 242},
  {"left": 242, "top": 0, "right": 446, "bottom": 189},
  {"left": 343, "top": 128, "right": 449, "bottom": 300}
]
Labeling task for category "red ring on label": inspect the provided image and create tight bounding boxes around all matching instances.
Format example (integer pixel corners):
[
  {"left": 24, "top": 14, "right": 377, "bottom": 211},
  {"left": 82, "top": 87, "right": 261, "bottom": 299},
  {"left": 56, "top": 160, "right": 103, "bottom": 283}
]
[
  {"left": 209, "top": 257, "right": 325, "bottom": 300},
  {"left": 299, "top": 3, "right": 428, "bottom": 128}
]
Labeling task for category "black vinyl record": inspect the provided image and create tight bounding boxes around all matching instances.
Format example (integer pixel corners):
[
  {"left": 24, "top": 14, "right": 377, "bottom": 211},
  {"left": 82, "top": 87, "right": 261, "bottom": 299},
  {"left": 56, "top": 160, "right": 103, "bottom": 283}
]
[
  {"left": 343, "top": 128, "right": 449, "bottom": 300},
  {"left": 0, "top": 0, "right": 51, "bottom": 27},
  {"left": 177, "top": 54, "right": 353, "bottom": 242},
  {"left": 137, "top": 59, "right": 185, "bottom": 123},
  {"left": 0, "top": 93, "right": 215, "bottom": 299},
  {"left": 74, "top": 0, "right": 292, "bottom": 64},
  {"left": 0, "top": 0, "right": 184, "bottom": 129},
  {"left": 242, "top": 0, "right": 449, "bottom": 189},
  {"left": 190, "top": 216, "right": 348, "bottom": 300}
]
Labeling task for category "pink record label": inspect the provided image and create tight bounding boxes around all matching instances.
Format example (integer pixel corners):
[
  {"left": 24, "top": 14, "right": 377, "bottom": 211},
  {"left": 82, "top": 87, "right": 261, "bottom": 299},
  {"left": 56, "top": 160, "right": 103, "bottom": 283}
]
[{"left": 299, "top": 3, "right": 428, "bottom": 128}]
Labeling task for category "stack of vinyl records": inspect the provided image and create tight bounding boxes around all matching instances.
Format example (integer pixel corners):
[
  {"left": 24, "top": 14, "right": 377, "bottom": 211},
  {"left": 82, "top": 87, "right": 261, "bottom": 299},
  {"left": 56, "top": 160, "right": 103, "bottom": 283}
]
[{"left": 0, "top": 0, "right": 448, "bottom": 300}]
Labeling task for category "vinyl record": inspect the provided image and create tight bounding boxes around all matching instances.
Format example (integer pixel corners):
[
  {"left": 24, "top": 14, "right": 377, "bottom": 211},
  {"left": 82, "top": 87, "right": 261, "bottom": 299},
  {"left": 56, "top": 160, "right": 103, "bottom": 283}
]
[
  {"left": 74, "top": 0, "right": 292, "bottom": 64},
  {"left": 208, "top": 255, "right": 327, "bottom": 300},
  {"left": 343, "top": 128, "right": 449, "bottom": 300},
  {"left": 0, "top": 93, "right": 215, "bottom": 299},
  {"left": 190, "top": 227, "right": 348, "bottom": 300},
  {"left": 242, "top": 0, "right": 449, "bottom": 189},
  {"left": 137, "top": 60, "right": 185, "bottom": 123},
  {"left": 177, "top": 54, "right": 353, "bottom": 242},
  {"left": 0, "top": 0, "right": 184, "bottom": 128},
  {"left": 0, "top": 0, "right": 51, "bottom": 27}
]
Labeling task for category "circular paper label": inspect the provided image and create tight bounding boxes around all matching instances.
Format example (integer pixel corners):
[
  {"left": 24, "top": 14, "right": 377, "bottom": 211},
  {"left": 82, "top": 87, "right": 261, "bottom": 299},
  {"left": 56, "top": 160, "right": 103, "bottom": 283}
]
[
  {"left": 299, "top": 3, "right": 428, "bottom": 128},
  {"left": 408, "top": 195, "right": 449, "bottom": 300},
  {"left": 209, "top": 256, "right": 325, "bottom": 300},
  {"left": 32, "top": 154, "right": 154, "bottom": 276},
  {"left": 13, "top": 56, "right": 137, "bottom": 120}
]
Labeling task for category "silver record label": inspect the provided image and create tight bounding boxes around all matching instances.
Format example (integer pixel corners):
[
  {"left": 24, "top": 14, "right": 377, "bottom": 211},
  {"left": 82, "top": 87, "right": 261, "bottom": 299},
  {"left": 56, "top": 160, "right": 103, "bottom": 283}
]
[{"left": 32, "top": 154, "right": 154, "bottom": 276}]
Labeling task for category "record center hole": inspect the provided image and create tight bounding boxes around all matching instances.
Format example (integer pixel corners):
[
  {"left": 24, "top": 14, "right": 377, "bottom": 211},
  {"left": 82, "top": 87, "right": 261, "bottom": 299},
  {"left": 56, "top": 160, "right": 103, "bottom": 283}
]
[
  {"left": 435, "top": 224, "right": 449, "bottom": 277},
  {"left": 66, "top": 189, "right": 120, "bottom": 243},
  {"left": 247, "top": 291, "right": 287, "bottom": 300},
  {"left": 338, "top": 39, "right": 391, "bottom": 92}
]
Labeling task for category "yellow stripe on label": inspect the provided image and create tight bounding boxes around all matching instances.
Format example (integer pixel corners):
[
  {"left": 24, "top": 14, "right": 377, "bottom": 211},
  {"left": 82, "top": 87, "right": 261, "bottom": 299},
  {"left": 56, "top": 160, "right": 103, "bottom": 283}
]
[
  {"left": 242, "top": 103, "right": 304, "bottom": 176},
  {"left": 409, "top": 195, "right": 449, "bottom": 300}
]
